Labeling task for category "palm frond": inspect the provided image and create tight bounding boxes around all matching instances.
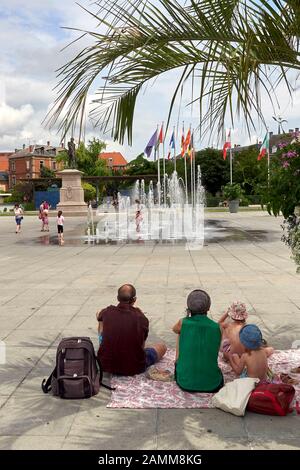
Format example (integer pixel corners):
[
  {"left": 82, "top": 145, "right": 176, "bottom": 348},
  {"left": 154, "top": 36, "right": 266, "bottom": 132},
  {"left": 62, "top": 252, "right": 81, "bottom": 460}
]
[{"left": 46, "top": 0, "right": 300, "bottom": 144}]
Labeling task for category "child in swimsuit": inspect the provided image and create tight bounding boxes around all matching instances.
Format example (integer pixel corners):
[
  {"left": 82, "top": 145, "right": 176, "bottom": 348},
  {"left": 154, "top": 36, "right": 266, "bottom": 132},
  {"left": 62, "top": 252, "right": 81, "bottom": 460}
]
[
  {"left": 227, "top": 324, "right": 274, "bottom": 381},
  {"left": 219, "top": 301, "right": 248, "bottom": 357}
]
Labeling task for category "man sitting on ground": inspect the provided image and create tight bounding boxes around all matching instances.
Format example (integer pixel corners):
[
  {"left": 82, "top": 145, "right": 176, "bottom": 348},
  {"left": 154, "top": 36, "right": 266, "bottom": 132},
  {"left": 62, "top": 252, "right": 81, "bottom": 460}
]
[{"left": 96, "top": 284, "right": 167, "bottom": 376}]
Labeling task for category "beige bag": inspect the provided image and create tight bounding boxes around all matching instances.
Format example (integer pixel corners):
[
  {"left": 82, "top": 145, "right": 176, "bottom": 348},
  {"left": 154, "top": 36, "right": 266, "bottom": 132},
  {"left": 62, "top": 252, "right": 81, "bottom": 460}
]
[{"left": 212, "top": 378, "right": 259, "bottom": 416}]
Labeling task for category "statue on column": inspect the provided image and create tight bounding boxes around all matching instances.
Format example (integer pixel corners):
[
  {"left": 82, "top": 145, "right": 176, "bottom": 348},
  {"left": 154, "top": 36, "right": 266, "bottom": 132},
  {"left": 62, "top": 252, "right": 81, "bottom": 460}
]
[{"left": 67, "top": 137, "right": 77, "bottom": 169}]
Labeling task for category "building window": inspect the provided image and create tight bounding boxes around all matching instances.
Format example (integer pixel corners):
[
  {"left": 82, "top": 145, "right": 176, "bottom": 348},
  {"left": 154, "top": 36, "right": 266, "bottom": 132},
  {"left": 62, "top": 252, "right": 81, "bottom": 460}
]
[
  {"left": 11, "top": 161, "right": 15, "bottom": 171},
  {"left": 12, "top": 176, "right": 16, "bottom": 186},
  {"left": 26, "top": 160, "right": 30, "bottom": 170},
  {"left": 52, "top": 161, "right": 56, "bottom": 171},
  {"left": 40, "top": 161, "right": 44, "bottom": 170},
  {"left": 272, "top": 145, "right": 277, "bottom": 154},
  {"left": 108, "top": 158, "right": 113, "bottom": 167}
]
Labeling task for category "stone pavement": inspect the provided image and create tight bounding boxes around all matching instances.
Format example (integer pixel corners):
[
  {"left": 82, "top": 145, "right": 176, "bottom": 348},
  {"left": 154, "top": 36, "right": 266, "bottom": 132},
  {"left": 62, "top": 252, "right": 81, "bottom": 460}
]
[{"left": 0, "top": 211, "right": 299, "bottom": 450}]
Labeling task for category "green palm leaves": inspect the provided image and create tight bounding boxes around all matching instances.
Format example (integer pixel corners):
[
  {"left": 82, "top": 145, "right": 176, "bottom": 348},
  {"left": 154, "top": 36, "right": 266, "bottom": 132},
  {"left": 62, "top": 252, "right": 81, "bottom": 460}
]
[{"left": 47, "top": 1, "right": 300, "bottom": 144}]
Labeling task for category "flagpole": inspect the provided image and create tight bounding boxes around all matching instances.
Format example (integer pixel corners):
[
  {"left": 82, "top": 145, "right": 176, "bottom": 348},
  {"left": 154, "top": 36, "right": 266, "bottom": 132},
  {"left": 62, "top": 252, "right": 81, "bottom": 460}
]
[
  {"left": 182, "top": 122, "right": 188, "bottom": 203},
  {"left": 190, "top": 127, "right": 193, "bottom": 207},
  {"left": 229, "top": 128, "right": 233, "bottom": 185},
  {"left": 173, "top": 126, "right": 177, "bottom": 173},
  {"left": 267, "top": 128, "right": 270, "bottom": 186},
  {"left": 184, "top": 153, "right": 188, "bottom": 204},
  {"left": 162, "top": 122, "right": 166, "bottom": 206},
  {"left": 193, "top": 129, "right": 196, "bottom": 208},
  {"left": 157, "top": 138, "right": 161, "bottom": 206}
]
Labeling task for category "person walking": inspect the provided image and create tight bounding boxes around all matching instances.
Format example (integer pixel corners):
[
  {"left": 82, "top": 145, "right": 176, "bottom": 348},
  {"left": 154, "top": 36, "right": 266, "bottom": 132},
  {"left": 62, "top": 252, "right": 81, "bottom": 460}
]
[{"left": 14, "top": 204, "right": 24, "bottom": 234}]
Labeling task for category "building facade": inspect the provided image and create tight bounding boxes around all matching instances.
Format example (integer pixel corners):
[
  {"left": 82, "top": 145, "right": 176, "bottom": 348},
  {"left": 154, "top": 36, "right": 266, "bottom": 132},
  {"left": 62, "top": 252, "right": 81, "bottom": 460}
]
[
  {"left": 8, "top": 142, "right": 64, "bottom": 188},
  {"left": 0, "top": 152, "right": 13, "bottom": 191},
  {"left": 99, "top": 151, "right": 128, "bottom": 172}
]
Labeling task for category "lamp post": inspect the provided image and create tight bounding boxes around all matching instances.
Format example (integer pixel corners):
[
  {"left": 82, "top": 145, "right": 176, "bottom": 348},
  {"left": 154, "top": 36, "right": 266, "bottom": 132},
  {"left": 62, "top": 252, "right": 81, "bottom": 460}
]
[{"left": 272, "top": 115, "right": 287, "bottom": 134}]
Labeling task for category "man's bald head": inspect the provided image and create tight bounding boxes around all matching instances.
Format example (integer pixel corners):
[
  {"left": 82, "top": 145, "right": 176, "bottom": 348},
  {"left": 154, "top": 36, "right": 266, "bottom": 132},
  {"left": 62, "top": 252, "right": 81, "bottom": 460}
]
[{"left": 117, "top": 284, "right": 136, "bottom": 304}]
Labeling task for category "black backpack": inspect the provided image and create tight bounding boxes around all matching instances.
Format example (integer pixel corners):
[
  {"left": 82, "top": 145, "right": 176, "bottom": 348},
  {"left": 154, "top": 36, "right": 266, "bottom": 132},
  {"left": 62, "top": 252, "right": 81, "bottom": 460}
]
[{"left": 41, "top": 337, "right": 114, "bottom": 399}]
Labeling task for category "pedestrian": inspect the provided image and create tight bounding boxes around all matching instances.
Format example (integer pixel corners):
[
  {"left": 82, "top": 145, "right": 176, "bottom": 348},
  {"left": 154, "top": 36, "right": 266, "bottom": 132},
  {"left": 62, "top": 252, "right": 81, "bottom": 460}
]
[
  {"left": 57, "top": 210, "right": 64, "bottom": 245},
  {"left": 14, "top": 203, "right": 23, "bottom": 234},
  {"left": 43, "top": 208, "right": 49, "bottom": 232}
]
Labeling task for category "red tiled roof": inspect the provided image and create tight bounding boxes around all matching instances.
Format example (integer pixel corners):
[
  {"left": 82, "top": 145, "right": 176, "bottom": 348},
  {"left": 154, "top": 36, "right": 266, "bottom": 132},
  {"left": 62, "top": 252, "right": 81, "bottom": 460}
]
[{"left": 99, "top": 152, "right": 127, "bottom": 166}]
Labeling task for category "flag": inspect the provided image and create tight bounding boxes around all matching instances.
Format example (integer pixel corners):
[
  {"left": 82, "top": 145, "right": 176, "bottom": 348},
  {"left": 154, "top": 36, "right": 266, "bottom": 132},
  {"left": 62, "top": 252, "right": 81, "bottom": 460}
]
[
  {"left": 169, "top": 131, "right": 175, "bottom": 149},
  {"left": 167, "top": 151, "right": 171, "bottom": 160},
  {"left": 184, "top": 128, "right": 191, "bottom": 152},
  {"left": 158, "top": 125, "right": 163, "bottom": 144},
  {"left": 181, "top": 125, "right": 185, "bottom": 157},
  {"left": 258, "top": 132, "right": 270, "bottom": 161},
  {"left": 144, "top": 129, "right": 158, "bottom": 158},
  {"left": 181, "top": 127, "right": 191, "bottom": 157},
  {"left": 223, "top": 130, "right": 231, "bottom": 160},
  {"left": 188, "top": 132, "right": 194, "bottom": 159},
  {"left": 154, "top": 125, "right": 163, "bottom": 152}
]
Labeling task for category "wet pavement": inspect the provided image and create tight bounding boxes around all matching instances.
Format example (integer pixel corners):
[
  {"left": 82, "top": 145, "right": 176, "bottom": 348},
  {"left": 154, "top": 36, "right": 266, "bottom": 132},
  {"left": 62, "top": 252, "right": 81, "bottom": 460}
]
[
  {"left": 14, "top": 218, "right": 275, "bottom": 246},
  {"left": 1, "top": 210, "right": 300, "bottom": 450}
]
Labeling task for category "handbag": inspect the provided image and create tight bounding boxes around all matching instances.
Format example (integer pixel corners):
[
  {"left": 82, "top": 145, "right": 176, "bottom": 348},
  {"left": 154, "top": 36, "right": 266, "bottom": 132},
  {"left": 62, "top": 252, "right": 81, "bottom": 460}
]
[
  {"left": 212, "top": 378, "right": 259, "bottom": 416},
  {"left": 247, "top": 383, "right": 295, "bottom": 416}
]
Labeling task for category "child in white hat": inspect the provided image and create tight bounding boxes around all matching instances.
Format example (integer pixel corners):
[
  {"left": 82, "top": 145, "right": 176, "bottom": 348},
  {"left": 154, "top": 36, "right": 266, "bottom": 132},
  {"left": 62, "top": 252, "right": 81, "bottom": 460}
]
[{"left": 219, "top": 301, "right": 249, "bottom": 357}]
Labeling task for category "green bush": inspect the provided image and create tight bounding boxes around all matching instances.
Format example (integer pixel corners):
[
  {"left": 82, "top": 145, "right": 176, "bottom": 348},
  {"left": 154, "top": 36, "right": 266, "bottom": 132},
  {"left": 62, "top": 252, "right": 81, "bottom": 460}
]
[
  {"left": 222, "top": 183, "right": 243, "bottom": 201},
  {"left": 82, "top": 182, "right": 96, "bottom": 202},
  {"left": 247, "top": 195, "right": 262, "bottom": 205},
  {"left": 239, "top": 195, "right": 250, "bottom": 207},
  {"left": 23, "top": 202, "right": 35, "bottom": 211},
  {"left": 205, "top": 195, "right": 222, "bottom": 207}
]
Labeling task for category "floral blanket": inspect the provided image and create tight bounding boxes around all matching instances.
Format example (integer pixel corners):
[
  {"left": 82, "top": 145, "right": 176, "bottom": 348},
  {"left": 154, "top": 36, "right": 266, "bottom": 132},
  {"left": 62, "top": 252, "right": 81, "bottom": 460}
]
[{"left": 107, "top": 349, "right": 300, "bottom": 409}]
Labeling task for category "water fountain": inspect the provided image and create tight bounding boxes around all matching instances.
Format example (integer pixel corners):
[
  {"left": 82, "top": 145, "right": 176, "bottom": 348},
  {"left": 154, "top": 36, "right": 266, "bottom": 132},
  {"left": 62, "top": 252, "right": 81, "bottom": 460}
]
[{"left": 87, "top": 167, "right": 205, "bottom": 247}]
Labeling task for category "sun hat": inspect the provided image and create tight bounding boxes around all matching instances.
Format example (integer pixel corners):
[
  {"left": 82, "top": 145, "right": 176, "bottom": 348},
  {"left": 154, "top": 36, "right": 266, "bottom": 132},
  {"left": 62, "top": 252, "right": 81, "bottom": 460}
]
[
  {"left": 187, "top": 289, "right": 211, "bottom": 314},
  {"left": 226, "top": 301, "right": 248, "bottom": 321},
  {"left": 239, "top": 324, "right": 263, "bottom": 350}
]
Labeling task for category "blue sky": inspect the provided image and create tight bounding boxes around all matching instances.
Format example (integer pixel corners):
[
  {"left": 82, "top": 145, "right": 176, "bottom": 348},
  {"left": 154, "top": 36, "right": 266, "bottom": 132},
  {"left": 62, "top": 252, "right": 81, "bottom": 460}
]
[{"left": 1, "top": 0, "right": 300, "bottom": 159}]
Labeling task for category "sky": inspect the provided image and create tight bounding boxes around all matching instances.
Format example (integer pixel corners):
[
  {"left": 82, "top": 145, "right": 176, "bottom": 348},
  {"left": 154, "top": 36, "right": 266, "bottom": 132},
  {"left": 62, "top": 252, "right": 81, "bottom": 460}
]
[{"left": 1, "top": 0, "right": 300, "bottom": 160}]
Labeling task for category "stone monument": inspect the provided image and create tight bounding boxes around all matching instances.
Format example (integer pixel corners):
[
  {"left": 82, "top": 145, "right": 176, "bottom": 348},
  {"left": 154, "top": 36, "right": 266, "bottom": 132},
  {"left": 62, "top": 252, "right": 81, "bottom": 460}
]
[{"left": 57, "top": 138, "right": 87, "bottom": 215}]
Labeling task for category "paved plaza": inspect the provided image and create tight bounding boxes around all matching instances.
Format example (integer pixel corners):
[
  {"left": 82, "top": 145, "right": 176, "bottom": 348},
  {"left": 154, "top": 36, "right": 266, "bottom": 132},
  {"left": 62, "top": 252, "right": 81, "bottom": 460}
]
[{"left": 0, "top": 211, "right": 300, "bottom": 450}]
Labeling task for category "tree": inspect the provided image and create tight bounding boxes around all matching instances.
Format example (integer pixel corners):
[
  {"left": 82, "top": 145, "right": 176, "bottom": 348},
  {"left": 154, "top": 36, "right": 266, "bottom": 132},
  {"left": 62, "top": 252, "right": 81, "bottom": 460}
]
[
  {"left": 6, "top": 182, "right": 33, "bottom": 204},
  {"left": 261, "top": 142, "right": 300, "bottom": 218},
  {"left": 194, "top": 148, "right": 229, "bottom": 195},
  {"left": 233, "top": 147, "right": 268, "bottom": 195},
  {"left": 47, "top": 1, "right": 300, "bottom": 144},
  {"left": 56, "top": 138, "right": 110, "bottom": 176},
  {"left": 82, "top": 182, "right": 97, "bottom": 202},
  {"left": 126, "top": 154, "right": 156, "bottom": 176},
  {"left": 76, "top": 138, "right": 110, "bottom": 176},
  {"left": 40, "top": 166, "right": 56, "bottom": 178}
]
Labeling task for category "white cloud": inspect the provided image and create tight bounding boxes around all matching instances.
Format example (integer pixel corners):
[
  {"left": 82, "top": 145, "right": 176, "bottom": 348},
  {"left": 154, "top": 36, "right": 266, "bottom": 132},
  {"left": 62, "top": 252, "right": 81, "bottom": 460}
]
[
  {"left": 1, "top": 0, "right": 300, "bottom": 157},
  {"left": 0, "top": 103, "right": 34, "bottom": 132}
]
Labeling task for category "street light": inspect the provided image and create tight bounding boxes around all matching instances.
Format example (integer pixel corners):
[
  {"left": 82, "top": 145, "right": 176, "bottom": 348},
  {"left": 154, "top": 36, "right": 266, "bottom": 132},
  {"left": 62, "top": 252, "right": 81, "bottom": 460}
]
[{"left": 272, "top": 115, "right": 288, "bottom": 134}]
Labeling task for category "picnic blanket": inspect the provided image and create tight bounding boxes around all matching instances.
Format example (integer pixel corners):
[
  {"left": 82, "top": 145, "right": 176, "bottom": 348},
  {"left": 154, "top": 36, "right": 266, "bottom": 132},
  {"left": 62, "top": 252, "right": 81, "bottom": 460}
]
[{"left": 107, "top": 349, "right": 300, "bottom": 409}]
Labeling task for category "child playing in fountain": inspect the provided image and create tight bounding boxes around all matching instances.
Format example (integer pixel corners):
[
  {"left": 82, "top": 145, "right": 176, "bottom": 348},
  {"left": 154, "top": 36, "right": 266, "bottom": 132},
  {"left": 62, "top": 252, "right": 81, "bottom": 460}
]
[
  {"left": 57, "top": 210, "right": 64, "bottom": 245},
  {"left": 43, "top": 208, "right": 49, "bottom": 232},
  {"left": 135, "top": 199, "right": 143, "bottom": 233},
  {"left": 227, "top": 324, "right": 274, "bottom": 381}
]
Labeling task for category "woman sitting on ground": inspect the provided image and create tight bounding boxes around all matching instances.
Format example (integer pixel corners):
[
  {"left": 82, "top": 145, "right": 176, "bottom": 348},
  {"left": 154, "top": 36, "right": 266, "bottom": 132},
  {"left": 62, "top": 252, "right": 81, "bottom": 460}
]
[{"left": 172, "top": 289, "right": 224, "bottom": 393}]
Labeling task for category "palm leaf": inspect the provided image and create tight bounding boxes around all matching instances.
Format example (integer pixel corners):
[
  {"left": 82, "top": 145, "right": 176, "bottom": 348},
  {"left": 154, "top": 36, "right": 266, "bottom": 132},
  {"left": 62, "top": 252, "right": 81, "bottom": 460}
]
[{"left": 46, "top": 0, "right": 300, "bottom": 144}]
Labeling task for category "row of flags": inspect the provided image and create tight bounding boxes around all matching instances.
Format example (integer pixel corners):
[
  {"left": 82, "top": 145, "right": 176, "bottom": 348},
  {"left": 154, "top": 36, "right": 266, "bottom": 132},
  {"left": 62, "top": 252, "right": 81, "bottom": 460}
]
[
  {"left": 144, "top": 125, "right": 194, "bottom": 160},
  {"left": 146, "top": 127, "right": 270, "bottom": 162},
  {"left": 222, "top": 130, "right": 270, "bottom": 161}
]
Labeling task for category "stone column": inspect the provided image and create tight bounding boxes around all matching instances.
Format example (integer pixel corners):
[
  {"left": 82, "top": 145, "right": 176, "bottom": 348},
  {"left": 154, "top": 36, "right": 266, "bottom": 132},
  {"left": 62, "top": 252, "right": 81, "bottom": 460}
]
[{"left": 57, "top": 169, "right": 87, "bottom": 216}]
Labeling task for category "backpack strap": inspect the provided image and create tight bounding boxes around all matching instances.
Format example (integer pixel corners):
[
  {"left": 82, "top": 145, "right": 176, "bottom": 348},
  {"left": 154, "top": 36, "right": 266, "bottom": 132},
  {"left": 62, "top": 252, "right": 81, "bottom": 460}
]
[
  {"left": 96, "top": 356, "right": 116, "bottom": 391},
  {"left": 41, "top": 367, "right": 57, "bottom": 394}
]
